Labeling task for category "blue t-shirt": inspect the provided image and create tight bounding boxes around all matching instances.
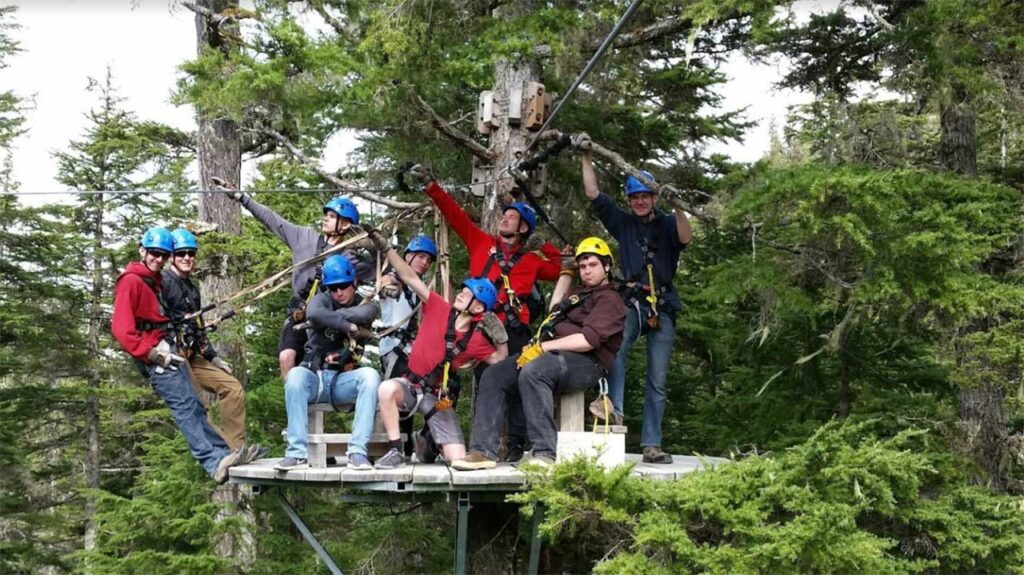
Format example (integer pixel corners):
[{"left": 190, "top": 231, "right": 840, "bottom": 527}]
[{"left": 590, "top": 192, "right": 687, "bottom": 313}]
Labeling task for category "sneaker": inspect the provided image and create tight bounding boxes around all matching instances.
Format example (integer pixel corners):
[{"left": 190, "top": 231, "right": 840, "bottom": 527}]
[
  {"left": 213, "top": 449, "right": 243, "bottom": 484},
  {"left": 504, "top": 443, "right": 526, "bottom": 463},
  {"left": 414, "top": 431, "right": 439, "bottom": 464},
  {"left": 523, "top": 452, "right": 555, "bottom": 469},
  {"left": 347, "top": 453, "right": 372, "bottom": 470},
  {"left": 451, "top": 450, "right": 497, "bottom": 471},
  {"left": 374, "top": 448, "right": 406, "bottom": 469},
  {"left": 273, "top": 456, "right": 309, "bottom": 471},
  {"left": 642, "top": 446, "right": 672, "bottom": 464},
  {"left": 589, "top": 397, "right": 623, "bottom": 426}
]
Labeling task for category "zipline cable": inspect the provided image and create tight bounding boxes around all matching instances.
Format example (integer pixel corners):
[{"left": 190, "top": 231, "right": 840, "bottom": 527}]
[{"left": 523, "top": 0, "right": 644, "bottom": 153}]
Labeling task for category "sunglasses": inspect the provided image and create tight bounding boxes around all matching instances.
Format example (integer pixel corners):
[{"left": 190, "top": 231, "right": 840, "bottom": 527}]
[
  {"left": 174, "top": 250, "right": 197, "bottom": 258},
  {"left": 327, "top": 282, "right": 354, "bottom": 293},
  {"left": 148, "top": 250, "right": 171, "bottom": 260}
]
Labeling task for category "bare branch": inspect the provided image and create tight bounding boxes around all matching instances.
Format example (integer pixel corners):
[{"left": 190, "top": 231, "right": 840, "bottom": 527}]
[
  {"left": 540, "top": 130, "right": 714, "bottom": 222},
  {"left": 308, "top": 0, "right": 350, "bottom": 39},
  {"left": 412, "top": 94, "right": 496, "bottom": 162},
  {"left": 589, "top": 14, "right": 692, "bottom": 51},
  {"left": 262, "top": 128, "right": 420, "bottom": 210}
]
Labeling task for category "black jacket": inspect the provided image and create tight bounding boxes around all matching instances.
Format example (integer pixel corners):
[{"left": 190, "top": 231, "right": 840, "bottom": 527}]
[{"left": 161, "top": 270, "right": 217, "bottom": 360}]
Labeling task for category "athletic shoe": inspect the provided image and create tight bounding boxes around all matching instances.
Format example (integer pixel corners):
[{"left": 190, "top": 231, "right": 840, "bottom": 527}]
[
  {"left": 347, "top": 453, "right": 372, "bottom": 470},
  {"left": 642, "top": 446, "right": 672, "bottom": 464},
  {"left": 374, "top": 448, "right": 406, "bottom": 469},
  {"left": 504, "top": 443, "right": 526, "bottom": 463},
  {"left": 451, "top": 451, "right": 497, "bottom": 471},
  {"left": 523, "top": 452, "right": 555, "bottom": 470},
  {"left": 213, "top": 449, "right": 243, "bottom": 484},
  {"left": 414, "top": 430, "right": 439, "bottom": 464},
  {"left": 273, "top": 456, "right": 309, "bottom": 471}
]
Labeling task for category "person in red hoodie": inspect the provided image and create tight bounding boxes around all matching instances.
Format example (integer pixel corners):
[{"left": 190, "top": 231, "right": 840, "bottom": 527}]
[
  {"left": 410, "top": 165, "right": 562, "bottom": 462},
  {"left": 111, "top": 227, "right": 258, "bottom": 483}
]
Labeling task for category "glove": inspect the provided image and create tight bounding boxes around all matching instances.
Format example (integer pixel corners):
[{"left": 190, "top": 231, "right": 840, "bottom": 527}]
[
  {"left": 211, "top": 356, "right": 233, "bottom": 375},
  {"left": 524, "top": 234, "right": 545, "bottom": 252},
  {"left": 516, "top": 341, "right": 545, "bottom": 369},
  {"left": 351, "top": 325, "right": 376, "bottom": 341},
  {"left": 571, "top": 132, "right": 592, "bottom": 150},
  {"left": 480, "top": 312, "right": 509, "bottom": 345},
  {"left": 147, "top": 340, "right": 185, "bottom": 368},
  {"left": 349, "top": 236, "right": 376, "bottom": 252},
  {"left": 365, "top": 226, "right": 393, "bottom": 253},
  {"left": 559, "top": 246, "right": 576, "bottom": 275},
  {"left": 380, "top": 274, "right": 402, "bottom": 299},
  {"left": 210, "top": 177, "right": 244, "bottom": 201},
  {"left": 408, "top": 164, "right": 434, "bottom": 186}
]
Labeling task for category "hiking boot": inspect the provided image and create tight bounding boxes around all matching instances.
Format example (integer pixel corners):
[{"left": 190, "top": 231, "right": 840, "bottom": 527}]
[
  {"left": 642, "top": 446, "right": 672, "bottom": 464},
  {"left": 374, "top": 448, "right": 406, "bottom": 469},
  {"left": 250, "top": 445, "right": 271, "bottom": 461},
  {"left": 273, "top": 456, "right": 309, "bottom": 471},
  {"left": 504, "top": 443, "right": 526, "bottom": 463},
  {"left": 451, "top": 451, "right": 497, "bottom": 471},
  {"left": 524, "top": 452, "right": 555, "bottom": 470},
  {"left": 414, "top": 430, "right": 439, "bottom": 464},
  {"left": 213, "top": 449, "right": 243, "bottom": 484},
  {"left": 589, "top": 397, "right": 623, "bottom": 426},
  {"left": 347, "top": 453, "right": 372, "bottom": 470},
  {"left": 237, "top": 443, "right": 265, "bottom": 466}
]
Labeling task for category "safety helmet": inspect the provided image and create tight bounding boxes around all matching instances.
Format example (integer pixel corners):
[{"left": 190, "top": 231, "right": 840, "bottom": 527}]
[
  {"left": 575, "top": 236, "right": 614, "bottom": 262},
  {"left": 170, "top": 228, "right": 198, "bottom": 251},
  {"left": 323, "top": 197, "right": 360, "bottom": 225},
  {"left": 404, "top": 235, "right": 438, "bottom": 259},
  {"left": 503, "top": 202, "right": 537, "bottom": 236},
  {"left": 140, "top": 227, "right": 174, "bottom": 253},
  {"left": 624, "top": 170, "right": 656, "bottom": 196},
  {"left": 461, "top": 277, "right": 498, "bottom": 312},
  {"left": 322, "top": 255, "right": 357, "bottom": 286}
]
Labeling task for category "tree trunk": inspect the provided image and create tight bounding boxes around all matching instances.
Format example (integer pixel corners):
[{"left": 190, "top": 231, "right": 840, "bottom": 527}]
[
  {"left": 958, "top": 384, "right": 1007, "bottom": 491},
  {"left": 194, "top": 0, "right": 254, "bottom": 565},
  {"left": 83, "top": 194, "right": 104, "bottom": 557},
  {"left": 939, "top": 83, "right": 977, "bottom": 176}
]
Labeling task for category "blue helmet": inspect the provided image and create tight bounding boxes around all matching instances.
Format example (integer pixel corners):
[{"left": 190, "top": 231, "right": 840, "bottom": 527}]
[
  {"left": 322, "top": 255, "right": 357, "bottom": 286},
  {"left": 140, "top": 227, "right": 174, "bottom": 252},
  {"left": 170, "top": 228, "right": 198, "bottom": 251},
  {"left": 503, "top": 202, "right": 537, "bottom": 236},
  {"left": 625, "top": 170, "right": 656, "bottom": 196},
  {"left": 404, "top": 235, "right": 438, "bottom": 259},
  {"left": 324, "top": 197, "right": 360, "bottom": 225},
  {"left": 461, "top": 277, "right": 498, "bottom": 312}
]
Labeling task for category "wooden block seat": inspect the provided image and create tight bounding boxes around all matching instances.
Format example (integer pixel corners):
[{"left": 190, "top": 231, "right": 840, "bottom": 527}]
[
  {"left": 303, "top": 403, "right": 405, "bottom": 468},
  {"left": 555, "top": 390, "right": 627, "bottom": 468}
]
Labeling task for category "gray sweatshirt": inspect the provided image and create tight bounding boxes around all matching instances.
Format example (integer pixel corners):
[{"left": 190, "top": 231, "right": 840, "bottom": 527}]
[
  {"left": 239, "top": 195, "right": 372, "bottom": 301},
  {"left": 304, "top": 292, "right": 379, "bottom": 365}
]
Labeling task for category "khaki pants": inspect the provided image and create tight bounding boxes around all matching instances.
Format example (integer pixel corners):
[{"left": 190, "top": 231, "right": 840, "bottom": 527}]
[{"left": 187, "top": 356, "right": 246, "bottom": 451}]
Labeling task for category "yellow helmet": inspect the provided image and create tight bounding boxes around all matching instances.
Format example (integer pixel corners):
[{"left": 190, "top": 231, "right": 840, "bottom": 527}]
[{"left": 575, "top": 236, "right": 613, "bottom": 261}]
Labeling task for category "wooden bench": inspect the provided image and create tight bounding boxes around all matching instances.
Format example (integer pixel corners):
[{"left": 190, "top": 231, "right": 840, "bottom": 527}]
[
  {"left": 304, "top": 404, "right": 405, "bottom": 468},
  {"left": 555, "top": 390, "right": 626, "bottom": 467}
]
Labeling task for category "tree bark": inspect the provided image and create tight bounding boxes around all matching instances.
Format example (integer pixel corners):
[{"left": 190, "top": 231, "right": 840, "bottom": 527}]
[
  {"left": 939, "top": 83, "right": 977, "bottom": 176},
  {"left": 83, "top": 193, "right": 104, "bottom": 557},
  {"left": 194, "top": 0, "right": 254, "bottom": 565},
  {"left": 958, "top": 384, "right": 1007, "bottom": 491}
]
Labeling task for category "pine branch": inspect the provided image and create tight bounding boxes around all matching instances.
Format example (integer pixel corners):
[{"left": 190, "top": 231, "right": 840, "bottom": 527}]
[
  {"left": 262, "top": 128, "right": 420, "bottom": 209},
  {"left": 412, "top": 93, "right": 496, "bottom": 162}
]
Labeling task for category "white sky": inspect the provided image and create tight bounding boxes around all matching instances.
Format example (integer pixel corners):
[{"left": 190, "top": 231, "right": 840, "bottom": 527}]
[{"left": 3, "top": 0, "right": 812, "bottom": 205}]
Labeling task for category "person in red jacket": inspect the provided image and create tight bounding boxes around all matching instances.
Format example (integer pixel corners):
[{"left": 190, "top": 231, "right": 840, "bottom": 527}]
[
  {"left": 111, "top": 227, "right": 259, "bottom": 483},
  {"left": 410, "top": 164, "right": 562, "bottom": 462}
]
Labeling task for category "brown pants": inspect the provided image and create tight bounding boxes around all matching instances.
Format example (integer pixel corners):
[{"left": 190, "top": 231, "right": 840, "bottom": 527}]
[{"left": 187, "top": 356, "right": 246, "bottom": 450}]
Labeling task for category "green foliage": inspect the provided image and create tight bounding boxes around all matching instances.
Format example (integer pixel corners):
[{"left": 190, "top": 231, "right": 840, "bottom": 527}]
[{"left": 516, "top": 421, "right": 1024, "bottom": 574}]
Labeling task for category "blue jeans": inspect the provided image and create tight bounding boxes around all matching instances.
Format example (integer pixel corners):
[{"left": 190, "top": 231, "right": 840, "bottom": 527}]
[
  {"left": 148, "top": 364, "right": 231, "bottom": 477},
  {"left": 607, "top": 305, "right": 675, "bottom": 447},
  {"left": 284, "top": 366, "right": 381, "bottom": 458}
]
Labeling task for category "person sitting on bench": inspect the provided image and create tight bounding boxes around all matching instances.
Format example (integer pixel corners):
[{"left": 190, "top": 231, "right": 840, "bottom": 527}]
[
  {"left": 366, "top": 228, "right": 509, "bottom": 469},
  {"left": 452, "top": 237, "right": 625, "bottom": 470}
]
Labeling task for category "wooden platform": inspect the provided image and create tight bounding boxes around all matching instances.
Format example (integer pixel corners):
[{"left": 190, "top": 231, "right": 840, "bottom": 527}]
[{"left": 229, "top": 453, "right": 730, "bottom": 490}]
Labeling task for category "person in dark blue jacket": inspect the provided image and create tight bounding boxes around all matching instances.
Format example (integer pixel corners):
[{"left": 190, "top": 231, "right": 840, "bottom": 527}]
[{"left": 579, "top": 141, "right": 692, "bottom": 464}]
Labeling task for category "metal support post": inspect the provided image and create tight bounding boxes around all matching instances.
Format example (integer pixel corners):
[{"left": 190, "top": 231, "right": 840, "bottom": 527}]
[
  {"left": 528, "top": 503, "right": 546, "bottom": 575},
  {"left": 454, "top": 491, "right": 471, "bottom": 575},
  {"left": 275, "top": 489, "right": 344, "bottom": 575}
]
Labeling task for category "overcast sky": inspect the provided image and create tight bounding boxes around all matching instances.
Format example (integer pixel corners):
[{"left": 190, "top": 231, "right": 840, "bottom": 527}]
[{"left": 3, "top": 0, "right": 811, "bottom": 204}]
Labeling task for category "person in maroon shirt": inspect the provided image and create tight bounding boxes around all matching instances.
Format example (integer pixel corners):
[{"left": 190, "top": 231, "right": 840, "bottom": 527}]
[
  {"left": 453, "top": 237, "right": 626, "bottom": 470},
  {"left": 367, "top": 228, "right": 509, "bottom": 468},
  {"left": 111, "top": 227, "right": 259, "bottom": 483},
  {"left": 409, "top": 164, "right": 560, "bottom": 461}
]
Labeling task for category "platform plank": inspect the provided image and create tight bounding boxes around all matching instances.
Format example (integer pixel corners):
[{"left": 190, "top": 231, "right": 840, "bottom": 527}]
[
  {"left": 340, "top": 466, "right": 414, "bottom": 484},
  {"left": 412, "top": 462, "right": 453, "bottom": 485},
  {"left": 449, "top": 463, "right": 525, "bottom": 487}
]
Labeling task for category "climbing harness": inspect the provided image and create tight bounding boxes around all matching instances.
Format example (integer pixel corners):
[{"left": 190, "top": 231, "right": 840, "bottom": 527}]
[{"left": 407, "top": 309, "right": 479, "bottom": 413}]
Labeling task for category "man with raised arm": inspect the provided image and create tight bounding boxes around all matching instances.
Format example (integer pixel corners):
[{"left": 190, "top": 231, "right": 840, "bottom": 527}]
[
  {"left": 579, "top": 140, "right": 692, "bottom": 464},
  {"left": 409, "top": 165, "right": 560, "bottom": 461},
  {"left": 366, "top": 228, "right": 509, "bottom": 469}
]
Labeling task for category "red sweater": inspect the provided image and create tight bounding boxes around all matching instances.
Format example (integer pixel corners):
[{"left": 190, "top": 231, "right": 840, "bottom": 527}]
[
  {"left": 425, "top": 181, "right": 561, "bottom": 324},
  {"left": 111, "top": 262, "right": 169, "bottom": 363}
]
